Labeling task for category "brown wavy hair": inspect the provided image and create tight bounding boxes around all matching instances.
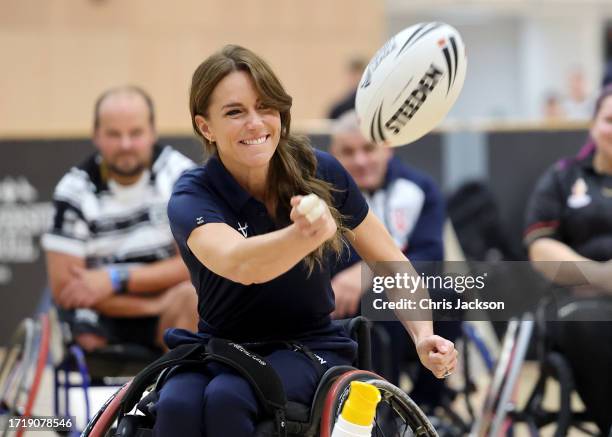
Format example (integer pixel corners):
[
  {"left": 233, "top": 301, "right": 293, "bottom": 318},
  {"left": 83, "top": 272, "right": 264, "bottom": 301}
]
[{"left": 189, "top": 44, "right": 347, "bottom": 272}]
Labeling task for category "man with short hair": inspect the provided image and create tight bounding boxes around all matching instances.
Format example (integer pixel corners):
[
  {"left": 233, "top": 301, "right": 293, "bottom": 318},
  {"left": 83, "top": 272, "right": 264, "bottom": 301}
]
[
  {"left": 329, "top": 110, "right": 459, "bottom": 411},
  {"left": 43, "top": 86, "right": 198, "bottom": 352}
]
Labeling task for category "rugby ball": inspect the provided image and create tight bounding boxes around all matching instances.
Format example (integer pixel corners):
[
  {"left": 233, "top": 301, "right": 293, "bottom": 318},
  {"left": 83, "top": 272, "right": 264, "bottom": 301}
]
[{"left": 355, "top": 22, "right": 467, "bottom": 147}]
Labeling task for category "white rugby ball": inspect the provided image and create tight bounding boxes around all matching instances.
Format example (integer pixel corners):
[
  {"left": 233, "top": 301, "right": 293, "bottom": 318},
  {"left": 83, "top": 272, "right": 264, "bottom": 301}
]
[{"left": 356, "top": 22, "right": 467, "bottom": 147}]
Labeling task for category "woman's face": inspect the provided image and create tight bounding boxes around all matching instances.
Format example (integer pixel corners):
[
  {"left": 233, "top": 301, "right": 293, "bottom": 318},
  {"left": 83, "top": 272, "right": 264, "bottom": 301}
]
[
  {"left": 195, "top": 70, "right": 281, "bottom": 175},
  {"left": 592, "top": 95, "right": 612, "bottom": 162}
]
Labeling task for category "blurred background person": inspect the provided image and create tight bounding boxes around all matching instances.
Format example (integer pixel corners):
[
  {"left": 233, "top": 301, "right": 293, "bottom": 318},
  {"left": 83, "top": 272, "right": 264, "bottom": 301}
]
[
  {"left": 542, "top": 91, "right": 565, "bottom": 120},
  {"left": 524, "top": 84, "right": 612, "bottom": 435},
  {"left": 327, "top": 57, "right": 368, "bottom": 120},
  {"left": 42, "top": 86, "right": 199, "bottom": 353},
  {"left": 328, "top": 110, "right": 461, "bottom": 414},
  {"left": 562, "top": 67, "right": 594, "bottom": 120}
]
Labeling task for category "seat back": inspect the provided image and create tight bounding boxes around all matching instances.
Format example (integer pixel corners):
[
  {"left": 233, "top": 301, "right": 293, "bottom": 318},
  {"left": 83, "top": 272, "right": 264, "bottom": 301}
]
[{"left": 334, "top": 316, "right": 372, "bottom": 370}]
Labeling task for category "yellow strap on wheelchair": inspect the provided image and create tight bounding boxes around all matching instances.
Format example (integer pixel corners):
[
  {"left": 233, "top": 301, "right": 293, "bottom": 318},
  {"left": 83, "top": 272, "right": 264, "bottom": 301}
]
[{"left": 340, "top": 381, "right": 381, "bottom": 426}]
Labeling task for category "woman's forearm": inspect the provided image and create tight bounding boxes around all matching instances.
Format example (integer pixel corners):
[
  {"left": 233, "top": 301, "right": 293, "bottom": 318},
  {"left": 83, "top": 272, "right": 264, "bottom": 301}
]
[
  {"left": 401, "top": 320, "right": 434, "bottom": 344},
  {"left": 188, "top": 223, "right": 327, "bottom": 285},
  {"left": 529, "top": 238, "right": 590, "bottom": 263},
  {"left": 528, "top": 238, "right": 602, "bottom": 286},
  {"left": 229, "top": 225, "right": 327, "bottom": 284},
  {"left": 351, "top": 211, "right": 434, "bottom": 337}
]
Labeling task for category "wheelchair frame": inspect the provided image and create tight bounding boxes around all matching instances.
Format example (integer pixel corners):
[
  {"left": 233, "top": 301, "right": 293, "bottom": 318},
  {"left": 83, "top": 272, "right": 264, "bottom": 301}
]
[
  {"left": 81, "top": 317, "right": 439, "bottom": 437},
  {"left": 0, "top": 313, "right": 50, "bottom": 437},
  {"left": 1, "top": 306, "right": 163, "bottom": 435},
  {"left": 471, "top": 296, "right": 612, "bottom": 437}
]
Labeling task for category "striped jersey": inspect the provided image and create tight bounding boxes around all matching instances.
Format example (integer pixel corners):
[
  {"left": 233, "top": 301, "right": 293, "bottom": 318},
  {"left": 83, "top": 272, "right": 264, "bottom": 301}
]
[{"left": 42, "top": 145, "right": 195, "bottom": 268}]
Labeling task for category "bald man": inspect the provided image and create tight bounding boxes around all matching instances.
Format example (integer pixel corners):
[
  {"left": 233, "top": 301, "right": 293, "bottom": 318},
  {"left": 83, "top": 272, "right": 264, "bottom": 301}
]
[{"left": 43, "top": 86, "right": 198, "bottom": 352}]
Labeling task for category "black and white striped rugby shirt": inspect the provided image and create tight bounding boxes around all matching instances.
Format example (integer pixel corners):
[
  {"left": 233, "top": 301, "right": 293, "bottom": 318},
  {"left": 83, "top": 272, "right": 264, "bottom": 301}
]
[{"left": 42, "top": 145, "right": 195, "bottom": 268}]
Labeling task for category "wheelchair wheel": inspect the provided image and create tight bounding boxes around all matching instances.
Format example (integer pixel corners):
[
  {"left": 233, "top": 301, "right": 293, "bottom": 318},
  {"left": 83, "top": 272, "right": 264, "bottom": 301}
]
[
  {"left": 471, "top": 317, "right": 534, "bottom": 437},
  {"left": 320, "top": 369, "right": 438, "bottom": 437},
  {"left": 82, "top": 382, "right": 131, "bottom": 437},
  {"left": 0, "top": 318, "right": 35, "bottom": 417},
  {"left": 0, "top": 315, "right": 51, "bottom": 437},
  {"left": 523, "top": 351, "right": 575, "bottom": 437}
]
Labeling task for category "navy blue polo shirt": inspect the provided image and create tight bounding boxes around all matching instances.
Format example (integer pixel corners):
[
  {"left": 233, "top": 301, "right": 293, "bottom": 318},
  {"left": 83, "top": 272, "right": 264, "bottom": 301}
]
[{"left": 168, "top": 149, "right": 369, "bottom": 342}]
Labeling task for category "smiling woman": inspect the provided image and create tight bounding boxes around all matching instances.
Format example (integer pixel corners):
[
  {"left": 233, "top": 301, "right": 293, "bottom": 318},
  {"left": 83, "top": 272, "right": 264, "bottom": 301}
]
[
  {"left": 194, "top": 71, "right": 282, "bottom": 192},
  {"left": 187, "top": 45, "right": 347, "bottom": 272},
  {"left": 152, "top": 44, "right": 457, "bottom": 437}
]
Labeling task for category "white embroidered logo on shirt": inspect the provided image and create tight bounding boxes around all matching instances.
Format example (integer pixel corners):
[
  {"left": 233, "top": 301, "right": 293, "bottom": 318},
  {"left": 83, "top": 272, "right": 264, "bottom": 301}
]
[
  {"left": 567, "top": 178, "right": 591, "bottom": 209},
  {"left": 238, "top": 222, "right": 248, "bottom": 238},
  {"left": 196, "top": 217, "right": 204, "bottom": 225},
  {"left": 313, "top": 353, "right": 327, "bottom": 366}
]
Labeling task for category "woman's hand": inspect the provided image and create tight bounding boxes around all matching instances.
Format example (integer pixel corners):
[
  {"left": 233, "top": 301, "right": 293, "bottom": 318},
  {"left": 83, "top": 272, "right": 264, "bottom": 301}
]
[
  {"left": 290, "top": 194, "right": 336, "bottom": 242},
  {"left": 415, "top": 334, "right": 458, "bottom": 379}
]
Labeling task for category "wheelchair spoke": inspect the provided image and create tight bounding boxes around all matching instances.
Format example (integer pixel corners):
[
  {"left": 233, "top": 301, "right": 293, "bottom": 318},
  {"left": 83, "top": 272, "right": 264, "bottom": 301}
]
[
  {"left": 371, "top": 399, "right": 414, "bottom": 437},
  {"left": 373, "top": 417, "right": 385, "bottom": 436}
]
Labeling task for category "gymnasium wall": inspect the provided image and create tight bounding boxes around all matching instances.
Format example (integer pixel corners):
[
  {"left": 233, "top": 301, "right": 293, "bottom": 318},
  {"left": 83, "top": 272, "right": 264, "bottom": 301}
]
[
  {"left": 0, "top": 0, "right": 384, "bottom": 137},
  {"left": 386, "top": 2, "right": 612, "bottom": 120},
  {"left": 0, "top": 0, "right": 385, "bottom": 343}
]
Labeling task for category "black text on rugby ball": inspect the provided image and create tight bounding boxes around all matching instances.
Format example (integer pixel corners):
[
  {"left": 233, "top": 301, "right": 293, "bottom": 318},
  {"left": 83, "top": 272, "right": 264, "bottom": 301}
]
[{"left": 385, "top": 64, "right": 443, "bottom": 134}]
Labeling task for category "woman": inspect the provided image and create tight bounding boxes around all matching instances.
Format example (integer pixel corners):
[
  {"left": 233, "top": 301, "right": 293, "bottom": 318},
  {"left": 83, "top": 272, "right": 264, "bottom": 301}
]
[
  {"left": 525, "top": 85, "right": 612, "bottom": 435},
  {"left": 154, "top": 45, "right": 457, "bottom": 437}
]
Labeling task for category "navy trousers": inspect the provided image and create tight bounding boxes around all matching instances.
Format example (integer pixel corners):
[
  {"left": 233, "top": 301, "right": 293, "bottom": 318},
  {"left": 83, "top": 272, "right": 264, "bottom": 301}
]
[{"left": 152, "top": 348, "right": 348, "bottom": 437}]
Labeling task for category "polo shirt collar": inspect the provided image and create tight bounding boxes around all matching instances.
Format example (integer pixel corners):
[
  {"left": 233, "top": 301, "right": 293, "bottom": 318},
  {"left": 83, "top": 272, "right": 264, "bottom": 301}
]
[{"left": 206, "top": 154, "right": 252, "bottom": 213}]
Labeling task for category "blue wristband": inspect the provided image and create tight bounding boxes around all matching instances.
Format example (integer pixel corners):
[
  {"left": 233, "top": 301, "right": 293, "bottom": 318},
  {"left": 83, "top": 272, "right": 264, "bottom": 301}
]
[{"left": 107, "top": 267, "right": 122, "bottom": 293}]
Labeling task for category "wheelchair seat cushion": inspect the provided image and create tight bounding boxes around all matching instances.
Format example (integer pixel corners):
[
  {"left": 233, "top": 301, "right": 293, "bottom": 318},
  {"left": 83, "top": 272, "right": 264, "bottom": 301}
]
[{"left": 80, "top": 344, "right": 163, "bottom": 379}]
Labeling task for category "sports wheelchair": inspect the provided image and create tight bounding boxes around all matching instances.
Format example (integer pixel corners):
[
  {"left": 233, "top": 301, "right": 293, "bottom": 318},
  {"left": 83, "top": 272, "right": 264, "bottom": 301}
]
[
  {"left": 0, "top": 313, "right": 50, "bottom": 437},
  {"left": 518, "top": 296, "right": 612, "bottom": 436},
  {"left": 472, "top": 295, "right": 612, "bottom": 437},
  {"left": 51, "top": 306, "right": 163, "bottom": 432},
  {"left": 0, "top": 306, "right": 163, "bottom": 435},
  {"left": 82, "top": 317, "right": 439, "bottom": 436}
]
